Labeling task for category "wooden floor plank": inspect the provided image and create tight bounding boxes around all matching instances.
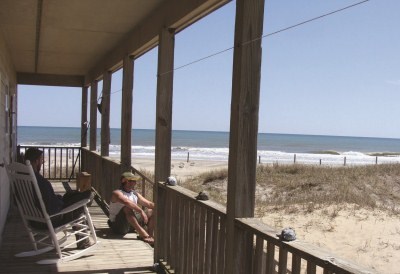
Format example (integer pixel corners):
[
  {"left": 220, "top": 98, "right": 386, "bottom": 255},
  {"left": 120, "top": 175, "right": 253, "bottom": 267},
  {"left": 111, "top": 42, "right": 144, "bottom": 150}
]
[{"left": 0, "top": 181, "right": 156, "bottom": 274}]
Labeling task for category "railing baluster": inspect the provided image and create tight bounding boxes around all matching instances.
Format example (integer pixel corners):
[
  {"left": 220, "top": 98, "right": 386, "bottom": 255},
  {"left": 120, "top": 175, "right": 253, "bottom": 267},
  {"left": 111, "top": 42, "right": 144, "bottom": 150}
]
[
  {"left": 66, "top": 148, "right": 69, "bottom": 179},
  {"left": 47, "top": 147, "right": 50, "bottom": 178},
  {"left": 193, "top": 203, "right": 201, "bottom": 274},
  {"left": 205, "top": 211, "right": 213, "bottom": 274},
  {"left": 307, "top": 261, "right": 317, "bottom": 274},
  {"left": 211, "top": 214, "right": 219, "bottom": 274},
  {"left": 254, "top": 236, "right": 264, "bottom": 273},
  {"left": 54, "top": 147, "right": 57, "bottom": 178},
  {"left": 278, "top": 246, "right": 288, "bottom": 274},
  {"left": 188, "top": 201, "right": 195, "bottom": 274},
  {"left": 169, "top": 191, "right": 177, "bottom": 269},
  {"left": 59, "top": 147, "right": 63, "bottom": 179},
  {"left": 178, "top": 195, "right": 185, "bottom": 272},
  {"left": 176, "top": 195, "right": 184, "bottom": 273},
  {"left": 164, "top": 188, "right": 172, "bottom": 263},
  {"left": 291, "top": 253, "right": 301, "bottom": 274},
  {"left": 18, "top": 146, "right": 81, "bottom": 180},
  {"left": 266, "top": 241, "right": 275, "bottom": 274},
  {"left": 198, "top": 206, "right": 206, "bottom": 274},
  {"left": 218, "top": 217, "right": 226, "bottom": 274}
]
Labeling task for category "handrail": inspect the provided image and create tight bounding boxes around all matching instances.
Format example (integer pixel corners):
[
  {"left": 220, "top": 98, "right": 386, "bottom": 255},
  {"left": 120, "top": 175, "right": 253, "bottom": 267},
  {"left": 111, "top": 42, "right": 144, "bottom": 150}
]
[
  {"left": 158, "top": 182, "right": 375, "bottom": 274},
  {"left": 131, "top": 167, "right": 154, "bottom": 186},
  {"left": 235, "top": 218, "right": 375, "bottom": 274},
  {"left": 17, "top": 145, "right": 81, "bottom": 180},
  {"left": 80, "top": 148, "right": 154, "bottom": 204},
  {"left": 130, "top": 166, "right": 154, "bottom": 201}
]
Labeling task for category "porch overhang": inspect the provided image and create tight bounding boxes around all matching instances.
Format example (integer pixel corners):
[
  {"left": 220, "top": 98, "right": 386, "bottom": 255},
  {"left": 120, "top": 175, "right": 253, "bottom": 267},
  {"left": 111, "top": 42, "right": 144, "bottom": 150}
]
[{"left": 0, "top": 0, "right": 230, "bottom": 88}]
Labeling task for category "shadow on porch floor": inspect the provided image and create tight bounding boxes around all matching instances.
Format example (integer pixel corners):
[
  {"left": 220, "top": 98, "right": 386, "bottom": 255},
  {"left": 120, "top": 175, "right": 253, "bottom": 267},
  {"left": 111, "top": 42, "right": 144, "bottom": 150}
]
[{"left": 0, "top": 181, "right": 156, "bottom": 274}]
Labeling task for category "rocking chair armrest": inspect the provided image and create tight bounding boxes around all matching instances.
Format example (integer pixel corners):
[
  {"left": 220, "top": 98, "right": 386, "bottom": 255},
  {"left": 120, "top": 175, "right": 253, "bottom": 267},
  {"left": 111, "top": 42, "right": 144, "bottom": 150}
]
[{"left": 50, "top": 198, "right": 90, "bottom": 217}]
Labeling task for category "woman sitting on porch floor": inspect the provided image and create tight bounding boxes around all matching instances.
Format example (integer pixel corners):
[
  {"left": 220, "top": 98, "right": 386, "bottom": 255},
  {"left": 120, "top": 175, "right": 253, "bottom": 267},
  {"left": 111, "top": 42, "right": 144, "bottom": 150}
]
[{"left": 107, "top": 172, "right": 155, "bottom": 245}]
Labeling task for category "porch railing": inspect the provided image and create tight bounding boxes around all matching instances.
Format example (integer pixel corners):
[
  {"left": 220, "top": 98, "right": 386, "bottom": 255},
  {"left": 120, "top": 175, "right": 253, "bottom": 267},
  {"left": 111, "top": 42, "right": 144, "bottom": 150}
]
[
  {"left": 158, "top": 182, "right": 374, "bottom": 274},
  {"left": 80, "top": 148, "right": 153, "bottom": 204},
  {"left": 17, "top": 145, "right": 81, "bottom": 180},
  {"left": 55, "top": 148, "right": 373, "bottom": 273},
  {"left": 158, "top": 183, "right": 227, "bottom": 274}
]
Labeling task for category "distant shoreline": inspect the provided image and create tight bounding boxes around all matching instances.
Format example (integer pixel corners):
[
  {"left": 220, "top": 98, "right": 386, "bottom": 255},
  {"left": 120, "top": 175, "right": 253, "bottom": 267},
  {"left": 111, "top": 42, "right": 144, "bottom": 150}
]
[{"left": 17, "top": 126, "right": 400, "bottom": 166}]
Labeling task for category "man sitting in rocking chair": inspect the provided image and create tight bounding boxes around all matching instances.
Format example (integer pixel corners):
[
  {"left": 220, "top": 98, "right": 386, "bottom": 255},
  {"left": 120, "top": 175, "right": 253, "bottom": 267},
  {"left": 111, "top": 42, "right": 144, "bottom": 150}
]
[{"left": 24, "top": 147, "right": 94, "bottom": 249}]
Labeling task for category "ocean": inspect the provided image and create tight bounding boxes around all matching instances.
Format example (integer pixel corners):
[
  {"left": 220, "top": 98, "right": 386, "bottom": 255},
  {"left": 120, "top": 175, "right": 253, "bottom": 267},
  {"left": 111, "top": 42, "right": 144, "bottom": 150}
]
[{"left": 17, "top": 126, "right": 400, "bottom": 166}]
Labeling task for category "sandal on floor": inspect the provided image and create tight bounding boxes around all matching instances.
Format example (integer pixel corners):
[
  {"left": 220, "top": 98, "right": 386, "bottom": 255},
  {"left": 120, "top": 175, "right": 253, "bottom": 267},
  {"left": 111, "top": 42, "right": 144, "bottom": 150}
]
[{"left": 137, "top": 235, "right": 154, "bottom": 246}]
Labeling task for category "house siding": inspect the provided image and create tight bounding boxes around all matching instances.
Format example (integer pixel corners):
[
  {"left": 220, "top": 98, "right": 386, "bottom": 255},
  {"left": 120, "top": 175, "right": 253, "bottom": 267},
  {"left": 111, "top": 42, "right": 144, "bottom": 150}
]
[{"left": 0, "top": 28, "right": 17, "bottom": 246}]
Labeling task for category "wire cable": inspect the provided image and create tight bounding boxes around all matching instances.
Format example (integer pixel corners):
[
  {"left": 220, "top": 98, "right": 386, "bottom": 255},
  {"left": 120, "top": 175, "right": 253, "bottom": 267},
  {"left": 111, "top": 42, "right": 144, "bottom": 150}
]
[
  {"left": 159, "top": 0, "right": 370, "bottom": 76},
  {"left": 97, "top": 0, "right": 370, "bottom": 95}
]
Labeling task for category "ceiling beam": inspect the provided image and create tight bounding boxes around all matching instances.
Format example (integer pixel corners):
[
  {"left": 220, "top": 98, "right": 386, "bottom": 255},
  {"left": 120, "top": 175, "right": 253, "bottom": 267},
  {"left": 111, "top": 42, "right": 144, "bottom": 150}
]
[
  {"left": 17, "top": 73, "right": 84, "bottom": 87},
  {"left": 34, "top": 0, "right": 43, "bottom": 73}
]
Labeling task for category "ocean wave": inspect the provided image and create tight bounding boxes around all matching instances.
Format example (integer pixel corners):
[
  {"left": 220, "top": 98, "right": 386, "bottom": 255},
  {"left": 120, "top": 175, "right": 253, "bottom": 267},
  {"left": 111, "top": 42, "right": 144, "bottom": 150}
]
[
  {"left": 341, "top": 151, "right": 368, "bottom": 156},
  {"left": 309, "top": 150, "right": 340, "bottom": 155},
  {"left": 20, "top": 142, "right": 400, "bottom": 166}
]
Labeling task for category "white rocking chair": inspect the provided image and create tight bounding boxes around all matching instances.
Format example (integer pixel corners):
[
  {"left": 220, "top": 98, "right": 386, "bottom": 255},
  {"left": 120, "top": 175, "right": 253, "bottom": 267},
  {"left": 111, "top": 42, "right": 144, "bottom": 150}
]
[{"left": 6, "top": 161, "right": 99, "bottom": 264}]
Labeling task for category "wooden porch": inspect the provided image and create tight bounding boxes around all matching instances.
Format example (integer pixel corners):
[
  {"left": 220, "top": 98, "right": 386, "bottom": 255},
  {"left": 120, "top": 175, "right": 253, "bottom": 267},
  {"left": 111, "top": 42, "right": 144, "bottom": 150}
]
[
  {"left": 0, "top": 1, "right": 380, "bottom": 273},
  {"left": 0, "top": 181, "right": 156, "bottom": 274}
]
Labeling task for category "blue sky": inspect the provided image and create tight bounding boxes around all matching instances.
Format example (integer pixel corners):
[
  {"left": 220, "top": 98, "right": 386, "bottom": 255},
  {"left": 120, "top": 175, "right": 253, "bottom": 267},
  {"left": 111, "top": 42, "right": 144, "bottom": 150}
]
[{"left": 19, "top": 0, "right": 400, "bottom": 139}]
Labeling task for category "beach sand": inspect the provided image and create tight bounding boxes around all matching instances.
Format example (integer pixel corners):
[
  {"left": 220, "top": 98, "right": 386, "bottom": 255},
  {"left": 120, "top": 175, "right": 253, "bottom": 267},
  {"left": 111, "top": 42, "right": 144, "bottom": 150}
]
[
  {"left": 131, "top": 157, "right": 228, "bottom": 182},
  {"left": 131, "top": 158, "right": 398, "bottom": 273},
  {"left": 261, "top": 206, "right": 399, "bottom": 274}
]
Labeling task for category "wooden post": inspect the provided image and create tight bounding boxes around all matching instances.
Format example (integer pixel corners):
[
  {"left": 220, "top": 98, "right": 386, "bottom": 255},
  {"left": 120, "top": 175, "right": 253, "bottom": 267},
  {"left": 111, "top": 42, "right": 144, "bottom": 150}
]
[
  {"left": 187, "top": 152, "right": 189, "bottom": 163},
  {"left": 226, "top": 0, "right": 265, "bottom": 273},
  {"left": 76, "top": 172, "right": 91, "bottom": 192},
  {"left": 154, "top": 27, "right": 175, "bottom": 262},
  {"left": 89, "top": 81, "right": 98, "bottom": 151},
  {"left": 259, "top": 155, "right": 261, "bottom": 164},
  {"left": 81, "top": 86, "right": 88, "bottom": 147},
  {"left": 344, "top": 156, "right": 346, "bottom": 166},
  {"left": 376, "top": 156, "right": 378, "bottom": 164},
  {"left": 320, "top": 159, "right": 322, "bottom": 165},
  {"left": 120, "top": 55, "right": 134, "bottom": 171},
  {"left": 101, "top": 71, "right": 112, "bottom": 156}
]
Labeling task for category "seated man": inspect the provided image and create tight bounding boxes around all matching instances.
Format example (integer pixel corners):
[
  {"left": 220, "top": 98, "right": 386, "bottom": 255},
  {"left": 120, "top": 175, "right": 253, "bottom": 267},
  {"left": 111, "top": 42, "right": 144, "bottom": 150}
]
[
  {"left": 108, "top": 172, "right": 155, "bottom": 245},
  {"left": 24, "top": 147, "right": 93, "bottom": 249}
]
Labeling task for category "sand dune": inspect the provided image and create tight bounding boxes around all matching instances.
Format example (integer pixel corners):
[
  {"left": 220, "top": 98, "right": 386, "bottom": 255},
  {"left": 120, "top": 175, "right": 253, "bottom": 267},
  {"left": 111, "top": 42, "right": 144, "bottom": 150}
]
[{"left": 131, "top": 158, "right": 398, "bottom": 273}]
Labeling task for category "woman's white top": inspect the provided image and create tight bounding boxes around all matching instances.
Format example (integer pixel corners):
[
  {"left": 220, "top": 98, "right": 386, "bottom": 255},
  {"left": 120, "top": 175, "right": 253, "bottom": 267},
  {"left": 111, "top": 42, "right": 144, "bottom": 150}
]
[{"left": 108, "top": 190, "right": 138, "bottom": 222}]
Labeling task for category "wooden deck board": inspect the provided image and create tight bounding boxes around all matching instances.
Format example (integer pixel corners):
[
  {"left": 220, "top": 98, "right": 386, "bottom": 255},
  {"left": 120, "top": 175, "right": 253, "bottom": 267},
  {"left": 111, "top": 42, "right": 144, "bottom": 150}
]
[{"left": 0, "top": 182, "right": 156, "bottom": 274}]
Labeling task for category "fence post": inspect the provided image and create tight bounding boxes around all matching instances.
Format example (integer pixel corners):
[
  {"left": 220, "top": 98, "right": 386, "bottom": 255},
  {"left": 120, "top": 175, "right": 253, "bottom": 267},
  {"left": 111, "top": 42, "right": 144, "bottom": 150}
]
[
  {"left": 344, "top": 157, "right": 346, "bottom": 166},
  {"left": 259, "top": 155, "right": 261, "bottom": 164},
  {"left": 319, "top": 159, "right": 322, "bottom": 165},
  {"left": 187, "top": 152, "right": 189, "bottom": 163},
  {"left": 294, "top": 154, "right": 296, "bottom": 164},
  {"left": 375, "top": 156, "right": 378, "bottom": 164}
]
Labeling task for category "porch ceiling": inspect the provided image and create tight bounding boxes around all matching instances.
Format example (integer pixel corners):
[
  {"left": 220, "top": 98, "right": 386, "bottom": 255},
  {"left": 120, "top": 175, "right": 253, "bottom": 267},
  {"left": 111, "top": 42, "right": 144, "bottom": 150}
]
[{"left": 0, "top": 0, "right": 229, "bottom": 87}]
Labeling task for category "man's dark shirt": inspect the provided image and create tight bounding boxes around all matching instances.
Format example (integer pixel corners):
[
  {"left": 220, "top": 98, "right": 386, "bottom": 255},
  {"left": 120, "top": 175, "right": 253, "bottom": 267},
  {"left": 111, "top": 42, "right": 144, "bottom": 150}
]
[{"left": 34, "top": 171, "right": 64, "bottom": 215}]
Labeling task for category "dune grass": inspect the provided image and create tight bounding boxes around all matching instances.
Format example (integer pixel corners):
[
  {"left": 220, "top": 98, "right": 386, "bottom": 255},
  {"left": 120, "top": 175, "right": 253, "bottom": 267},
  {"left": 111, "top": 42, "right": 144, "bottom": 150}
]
[{"left": 181, "top": 163, "right": 400, "bottom": 216}]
